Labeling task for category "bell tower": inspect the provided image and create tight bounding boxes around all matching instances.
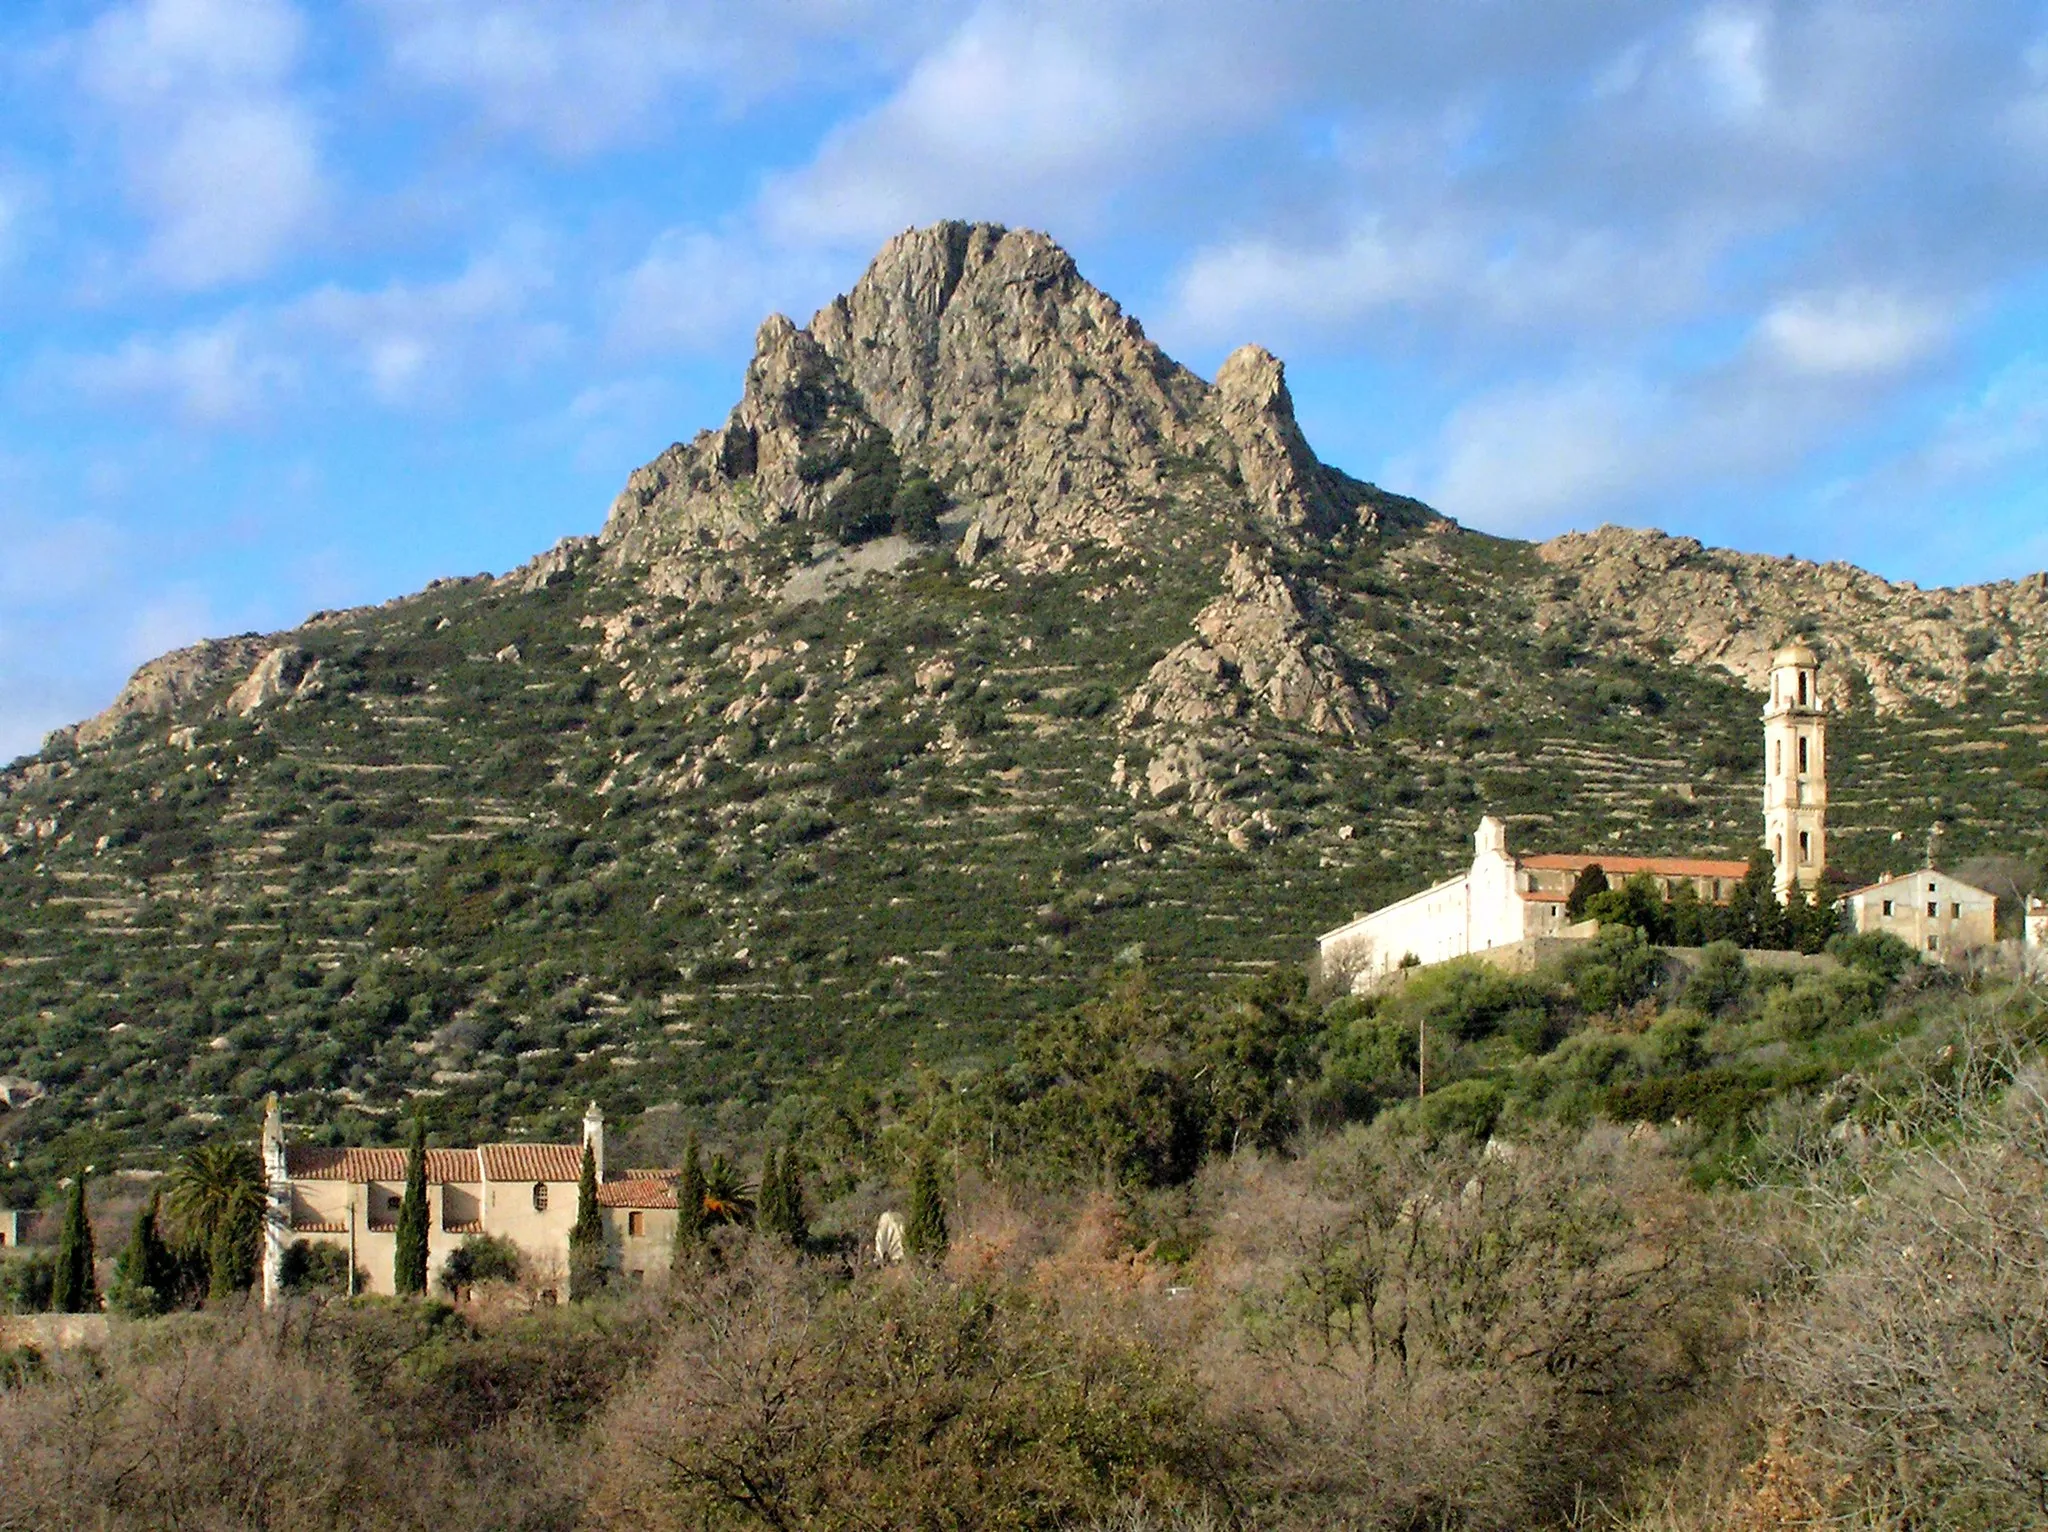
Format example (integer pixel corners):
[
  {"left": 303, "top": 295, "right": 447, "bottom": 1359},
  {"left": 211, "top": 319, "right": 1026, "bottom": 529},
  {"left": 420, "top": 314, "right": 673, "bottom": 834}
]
[{"left": 1762, "top": 639, "right": 1826, "bottom": 899}]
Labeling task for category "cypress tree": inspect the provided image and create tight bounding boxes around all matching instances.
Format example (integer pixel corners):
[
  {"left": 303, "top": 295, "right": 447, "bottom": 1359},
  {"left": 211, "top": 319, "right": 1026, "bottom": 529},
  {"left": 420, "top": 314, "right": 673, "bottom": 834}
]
[
  {"left": 393, "top": 1119, "right": 429, "bottom": 1297},
  {"left": 568, "top": 1141, "right": 605, "bottom": 1300},
  {"left": 1565, "top": 863, "right": 1609, "bottom": 921},
  {"left": 757, "top": 1145, "right": 786, "bottom": 1238},
  {"left": 904, "top": 1146, "right": 948, "bottom": 1265},
  {"left": 671, "top": 1132, "right": 707, "bottom": 1269},
  {"left": 53, "top": 1171, "right": 97, "bottom": 1314},
  {"left": 781, "top": 1137, "right": 808, "bottom": 1249},
  {"left": 111, "top": 1188, "right": 176, "bottom": 1317}
]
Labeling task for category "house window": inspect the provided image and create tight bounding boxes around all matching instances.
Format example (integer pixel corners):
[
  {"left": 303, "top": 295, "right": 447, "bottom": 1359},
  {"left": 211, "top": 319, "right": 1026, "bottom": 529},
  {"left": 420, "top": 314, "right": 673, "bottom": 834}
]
[
  {"left": 1799, "top": 831, "right": 1811, "bottom": 864},
  {"left": 1927, "top": 902, "right": 1939, "bottom": 919},
  {"left": 1774, "top": 740, "right": 1782, "bottom": 776},
  {"left": 1798, "top": 671, "right": 1808, "bottom": 706},
  {"left": 1952, "top": 903, "right": 1961, "bottom": 920},
  {"left": 532, "top": 1182, "right": 548, "bottom": 1212},
  {"left": 386, "top": 1193, "right": 401, "bottom": 1215},
  {"left": 1882, "top": 899, "right": 1894, "bottom": 917},
  {"left": 1928, "top": 935, "right": 1939, "bottom": 952},
  {"left": 1928, "top": 882, "right": 1937, "bottom": 893},
  {"left": 628, "top": 1211, "right": 644, "bottom": 1237}
]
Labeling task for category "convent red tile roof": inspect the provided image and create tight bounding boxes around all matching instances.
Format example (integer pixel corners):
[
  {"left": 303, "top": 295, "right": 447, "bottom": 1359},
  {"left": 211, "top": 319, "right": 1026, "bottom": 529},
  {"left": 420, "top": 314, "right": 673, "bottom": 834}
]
[
  {"left": 596, "top": 1178, "right": 678, "bottom": 1209},
  {"left": 1519, "top": 852, "right": 1751, "bottom": 879},
  {"left": 286, "top": 1143, "right": 585, "bottom": 1184}
]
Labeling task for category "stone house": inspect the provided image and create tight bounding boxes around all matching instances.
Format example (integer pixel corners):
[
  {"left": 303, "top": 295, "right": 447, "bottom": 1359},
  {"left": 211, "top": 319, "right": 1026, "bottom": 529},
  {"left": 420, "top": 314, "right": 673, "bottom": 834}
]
[
  {"left": 1845, "top": 869, "right": 1997, "bottom": 959},
  {"left": 261, "top": 1100, "right": 679, "bottom": 1304}
]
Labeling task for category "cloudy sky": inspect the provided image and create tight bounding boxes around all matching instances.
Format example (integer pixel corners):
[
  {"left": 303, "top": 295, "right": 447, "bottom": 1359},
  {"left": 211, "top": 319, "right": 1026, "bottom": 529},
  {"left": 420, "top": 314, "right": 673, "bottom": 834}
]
[{"left": 3, "top": 0, "right": 2046, "bottom": 758}]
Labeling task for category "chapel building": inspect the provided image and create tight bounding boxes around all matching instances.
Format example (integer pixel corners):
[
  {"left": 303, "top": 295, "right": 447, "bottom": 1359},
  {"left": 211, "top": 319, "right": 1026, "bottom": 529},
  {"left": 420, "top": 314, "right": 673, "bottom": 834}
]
[{"left": 260, "top": 1098, "right": 679, "bottom": 1305}]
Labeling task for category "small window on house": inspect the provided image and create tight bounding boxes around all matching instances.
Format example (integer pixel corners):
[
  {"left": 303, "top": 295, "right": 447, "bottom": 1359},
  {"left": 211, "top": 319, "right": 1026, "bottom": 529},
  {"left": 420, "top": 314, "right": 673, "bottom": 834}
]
[
  {"left": 1882, "top": 899, "right": 1894, "bottom": 917},
  {"left": 1798, "top": 671, "right": 1808, "bottom": 706},
  {"left": 1928, "top": 902, "right": 1939, "bottom": 919},
  {"left": 1952, "top": 903, "right": 1961, "bottom": 920},
  {"left": 1928, "top": 935, "right": 1940, "bottom": 952},
  {"left": 1929, "top": 881, "right": 1937, "bottom": 893},
  {"left": 386, "top": 1193, "right": 401, "bottom": 1214},
  {"left": 628, "top": 1211, "right": 644, "bottom": 1237},
  {"left": 1773, "top": 740, "right": 1782, "bottom": 775},
  {"left": 1798, "top": 737, "right": 1809, "bottom": 773},
  {"left": 1799, "top": 831, "right": 1811, "bottom": 864},
  {"left": 532, "top": 1182, "right": 548, "bottom": 1212}
]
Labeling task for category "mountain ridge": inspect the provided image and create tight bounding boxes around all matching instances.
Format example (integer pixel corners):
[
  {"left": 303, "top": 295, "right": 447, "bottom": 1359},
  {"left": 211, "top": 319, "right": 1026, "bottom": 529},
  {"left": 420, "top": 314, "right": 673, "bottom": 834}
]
[{"left": 4, "top": 220, "right": 2046, "bottom": 1195}]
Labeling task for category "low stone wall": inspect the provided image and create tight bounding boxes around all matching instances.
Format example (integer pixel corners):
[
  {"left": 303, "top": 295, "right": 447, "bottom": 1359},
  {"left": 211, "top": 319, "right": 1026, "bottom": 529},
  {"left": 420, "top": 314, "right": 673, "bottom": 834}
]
[
  {"left": 1360, "top": 936, "right": 1838, "bottom": 993},
  {"left": 0, "top": 1312, "right": 110, "bottom": 1350}
]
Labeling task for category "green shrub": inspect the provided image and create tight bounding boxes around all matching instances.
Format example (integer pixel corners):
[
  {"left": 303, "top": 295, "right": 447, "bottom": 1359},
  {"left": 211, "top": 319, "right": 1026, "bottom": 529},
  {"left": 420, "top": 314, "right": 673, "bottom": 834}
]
[{"left": 1685, "top": 941, "right": 1749, "bottom": 1014}]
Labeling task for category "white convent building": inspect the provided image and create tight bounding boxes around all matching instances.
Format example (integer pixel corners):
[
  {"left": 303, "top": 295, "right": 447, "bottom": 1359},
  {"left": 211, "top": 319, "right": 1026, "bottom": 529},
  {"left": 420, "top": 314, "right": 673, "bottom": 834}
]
[{"left": 1318, "top": 640, "right": 1997, "bottom": 986}]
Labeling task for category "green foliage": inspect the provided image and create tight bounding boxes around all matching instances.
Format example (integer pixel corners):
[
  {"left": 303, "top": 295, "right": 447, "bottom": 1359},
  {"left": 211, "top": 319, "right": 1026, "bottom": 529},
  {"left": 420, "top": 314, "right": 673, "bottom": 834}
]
[
  {"left": 279, "top": 1239, "right": 357, "bottom": 1296},
  {"left": 393, "top": 1119, "right": 430, "bottom": 1297},
  {"left": 439, "top": 1233, "right": 521, "bottom": 1295},
  {"left": 905, "top": 1145, "right": 948, "bottom": 1263},
  {"left": 1684, "top": 940, "right": 1749, "bottom": 1014},
  {"left": 568, "top": 1142, "right": 604, "bottom": 1300},
  {"left": 166, "top": 1142, "right": 264, "bottom": 1302},
  {"left": 824, "top": 433, "right": 903, "bottom": 544},
  {"left": 1563, "top": 926, "right": 1663, "bottom": 1015},
  {"left": 52, "top": 1172, "right": 96, "bottom": 1314},
  {"left": 108, "top": 1189, "right": 177, "bottom": 1318},
  {"left": 671, "top": 1132, "right": 708, "bottom": 1268},
  {"left": 2, "top": 1249, "right": 56, "bottom": 1314},
  {"left": 1564, "top": 862, "right": 1608, "bottom": 920}
]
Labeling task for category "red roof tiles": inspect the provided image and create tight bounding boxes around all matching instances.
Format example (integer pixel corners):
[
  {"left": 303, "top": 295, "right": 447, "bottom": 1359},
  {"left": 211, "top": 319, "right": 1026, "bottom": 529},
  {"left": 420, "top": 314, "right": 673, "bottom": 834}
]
[
  {"left": 286, "top": 1143, "right": 585, "bottom": 1184},
  {"left": 596, "top": 1178, "right": 677, "bottom": 1210},
  {"left": 1520, "top": 852, "right": 1750, "bottom": 879}
]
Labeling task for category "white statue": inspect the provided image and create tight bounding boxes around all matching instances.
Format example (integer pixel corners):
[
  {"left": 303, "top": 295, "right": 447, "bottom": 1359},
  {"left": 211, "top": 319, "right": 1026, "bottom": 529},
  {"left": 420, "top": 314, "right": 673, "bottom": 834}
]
[{"left": 874, "top": 1210, "right": 906, "bottom": 1265}]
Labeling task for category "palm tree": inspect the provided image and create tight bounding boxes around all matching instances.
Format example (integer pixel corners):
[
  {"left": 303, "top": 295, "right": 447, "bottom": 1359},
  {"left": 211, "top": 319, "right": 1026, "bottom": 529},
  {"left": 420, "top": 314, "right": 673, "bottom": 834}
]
[
  {"left": 166, "top": 1141, "right": 264, "bottom": 1301},
  {"left": 700, "top": 1153, "right": 756, "bottom": 1227}
]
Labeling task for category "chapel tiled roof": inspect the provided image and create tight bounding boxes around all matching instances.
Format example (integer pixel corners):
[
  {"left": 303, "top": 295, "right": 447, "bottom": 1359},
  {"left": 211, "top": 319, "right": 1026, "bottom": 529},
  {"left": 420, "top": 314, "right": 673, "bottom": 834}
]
[
  {"left": 479, "top": 1144, "right": 585, "bottom": 1182},
  {"left": 286, "top": 1143, "right": 585, "bottom": 1184},
  {"left": 286, "top": 1146, "right": 480, "bottom": 1183},
  {"left": 1520, "top": 852, "right": 1751, "bottom": 879},
  {"left": 596, "top": 1179, "right": 678, "bottom": 1209}
]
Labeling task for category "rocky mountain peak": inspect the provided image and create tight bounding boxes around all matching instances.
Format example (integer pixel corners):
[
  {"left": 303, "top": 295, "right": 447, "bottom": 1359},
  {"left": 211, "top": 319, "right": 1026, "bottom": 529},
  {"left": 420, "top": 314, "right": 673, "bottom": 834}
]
[{"left": 599, "top": 221, "right": 1394, "bottom": 591}]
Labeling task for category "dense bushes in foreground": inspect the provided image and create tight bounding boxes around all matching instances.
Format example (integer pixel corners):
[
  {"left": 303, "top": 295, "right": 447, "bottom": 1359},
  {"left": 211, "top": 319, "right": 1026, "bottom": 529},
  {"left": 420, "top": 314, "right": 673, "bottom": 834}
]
[{"left": 6, "top": 965, "right": 2047, "bottom": 1528}]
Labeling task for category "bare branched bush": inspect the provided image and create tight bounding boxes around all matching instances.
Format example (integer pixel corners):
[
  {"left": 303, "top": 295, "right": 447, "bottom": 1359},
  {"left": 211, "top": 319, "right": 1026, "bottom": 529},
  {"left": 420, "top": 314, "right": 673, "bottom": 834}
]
[
  {"left": 588, "top": 1242, "right": 1231, "bottom": 1530},
  {"left": 1753, "top": 1019, "right": 2048, "bottom": 1527},
  {"left": 1197, "top": 1125, "right": 1735, "bottom": 1530}
]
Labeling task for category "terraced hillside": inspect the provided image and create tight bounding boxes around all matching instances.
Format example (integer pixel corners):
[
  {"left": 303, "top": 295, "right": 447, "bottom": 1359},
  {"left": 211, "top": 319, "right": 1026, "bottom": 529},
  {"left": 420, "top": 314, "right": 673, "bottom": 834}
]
[{"left": 2, "top": 222, "right": 2044, "bottom": 1199}]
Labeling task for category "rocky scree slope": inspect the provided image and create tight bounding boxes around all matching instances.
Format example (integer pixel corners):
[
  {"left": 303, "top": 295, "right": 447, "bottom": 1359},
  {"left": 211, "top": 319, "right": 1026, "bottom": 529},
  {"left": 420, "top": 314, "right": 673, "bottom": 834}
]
[{"left": 3, "top": 222, "right": 2047, "bottom": 1194}]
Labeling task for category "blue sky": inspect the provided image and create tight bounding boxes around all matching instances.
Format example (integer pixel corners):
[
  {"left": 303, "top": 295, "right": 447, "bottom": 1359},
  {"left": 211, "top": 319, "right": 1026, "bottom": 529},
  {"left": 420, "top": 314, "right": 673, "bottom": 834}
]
[{"left": 4, "top": 0, "right": 2048, "bottom": 759}]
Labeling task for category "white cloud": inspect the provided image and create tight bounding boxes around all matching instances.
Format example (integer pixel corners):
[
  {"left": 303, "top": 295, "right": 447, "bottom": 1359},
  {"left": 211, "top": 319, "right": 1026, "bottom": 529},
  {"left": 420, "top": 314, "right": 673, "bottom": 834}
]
[
  {"left": 80, "top": 0, "right": 325, "bottom": 288},
  {"left": 63, "top": 247, "right": 559, "bottom": 422},
  {"left": 122, "top": 586, "right": 218, "bottom": 668},
  {"left": 610, "top": 228, "right": 837, "bottom": 356},
  {"left": 760, "top": 4, "right": 1263, "bottom": 246},
  {"left": 1401, "top": 372, "right": 1659, "bottom": 532},
  {"left": 1690, "top": 5, "right": 1771, "bottom": 119},
  {"left": 138, "top": 100, "right": 323, "bottom": 288},
  {"left": 69, "top": 315, "right": 297, "bottom": 425},
  {"left": 368, "top": 0, "right": 932, "bottom": 155},
  {"left": 1758, "top": 288, "right": 1951, "bottom": 377}
]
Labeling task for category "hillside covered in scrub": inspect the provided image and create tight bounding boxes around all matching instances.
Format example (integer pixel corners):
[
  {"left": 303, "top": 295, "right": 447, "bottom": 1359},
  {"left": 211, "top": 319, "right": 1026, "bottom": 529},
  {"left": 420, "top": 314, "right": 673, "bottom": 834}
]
[{"left": 4, "top": 221, "right": 2048, "bottom": 1199}]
